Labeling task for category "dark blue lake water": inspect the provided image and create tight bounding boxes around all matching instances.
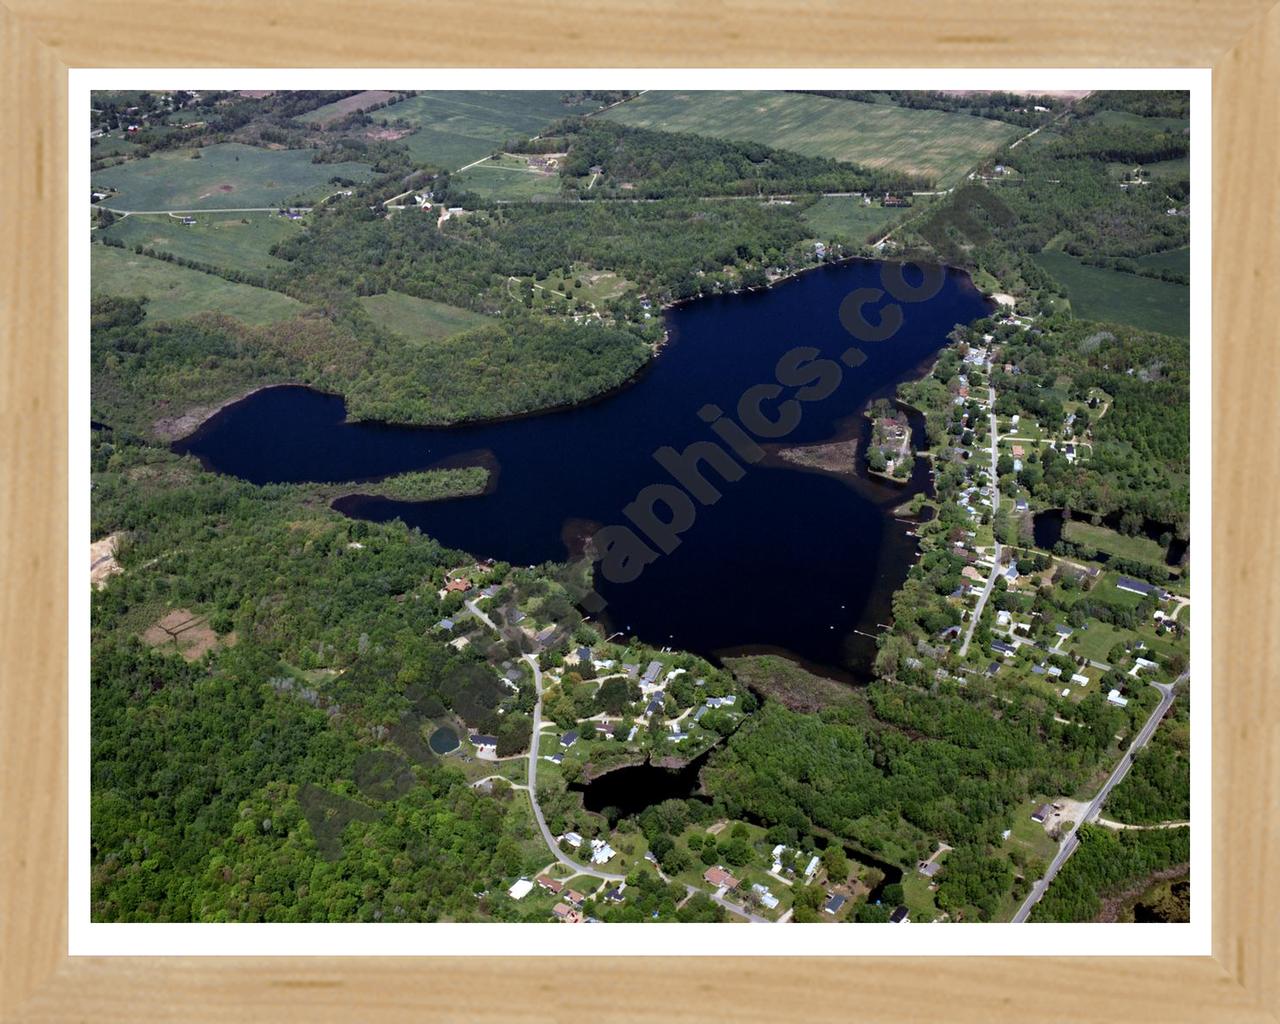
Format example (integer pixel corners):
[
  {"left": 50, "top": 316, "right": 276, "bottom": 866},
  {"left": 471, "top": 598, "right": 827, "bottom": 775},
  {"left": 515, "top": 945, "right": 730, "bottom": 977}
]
[{"left": 175, "top": 260, "right": 991, "bottom": 679}]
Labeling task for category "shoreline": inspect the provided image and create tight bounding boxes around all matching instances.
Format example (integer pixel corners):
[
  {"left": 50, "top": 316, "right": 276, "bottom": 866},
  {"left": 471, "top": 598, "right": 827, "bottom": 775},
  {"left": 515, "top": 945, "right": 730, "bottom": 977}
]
[{"left": 163, "top": 254, "right": 991, "bottom": 445}]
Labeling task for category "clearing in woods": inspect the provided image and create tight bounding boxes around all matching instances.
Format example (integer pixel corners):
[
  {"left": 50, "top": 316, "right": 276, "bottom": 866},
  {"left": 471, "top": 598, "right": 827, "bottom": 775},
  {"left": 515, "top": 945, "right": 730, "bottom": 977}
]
[
  {"left": 92, "top": 243, "right": 305, "bottom": 325},
  {"left": 602, "top": 91, "right": 1020, "bottom": 188},
  {"left": 358, "top": 291, "right": 493, "bottom": 344},
  {"left": 371, "top": 91, "right": 598, "bottom": 169},
  {"left": 142, "top": 609, "right": 231, "bottom": 661},
  {"left": 90, "top": 142, "right": 373, "bottom": 211}
]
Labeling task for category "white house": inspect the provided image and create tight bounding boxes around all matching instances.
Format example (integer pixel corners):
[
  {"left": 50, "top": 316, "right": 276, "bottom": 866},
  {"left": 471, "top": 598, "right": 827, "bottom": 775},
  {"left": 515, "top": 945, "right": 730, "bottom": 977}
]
[
  {"left": 508, "top": 878, "right": 534, "bottom": 900},
  {"left": 1107, "top": 689, "right": 1129, "bottom": 707}
]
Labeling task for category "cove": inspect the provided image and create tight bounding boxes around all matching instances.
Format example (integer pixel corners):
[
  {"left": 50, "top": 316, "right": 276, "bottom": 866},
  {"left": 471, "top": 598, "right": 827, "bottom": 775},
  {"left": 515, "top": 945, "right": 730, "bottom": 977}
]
[{"left": 175, "top": 259, "right": 991, "bottom": 678}]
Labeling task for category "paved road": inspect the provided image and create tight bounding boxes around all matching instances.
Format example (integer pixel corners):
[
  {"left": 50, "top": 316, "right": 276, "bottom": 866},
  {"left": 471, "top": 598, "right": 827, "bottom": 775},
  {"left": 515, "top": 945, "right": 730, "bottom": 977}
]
[
  {"left": 959, "top": 387, "right": 1002, "bottom": 656},
  {"left": 523, "top": 654, "right": 626, "bottom": 883},
  {"left": 1012, "top": 676, "right": 1181, "bottom": 922}
]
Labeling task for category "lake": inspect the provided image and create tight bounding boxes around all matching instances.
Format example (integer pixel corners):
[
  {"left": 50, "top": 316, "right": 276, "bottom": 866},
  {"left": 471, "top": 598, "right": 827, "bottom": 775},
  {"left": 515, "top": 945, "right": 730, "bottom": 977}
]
[{"left": 175, "top": 259, "right": 991, "bottom": 678}]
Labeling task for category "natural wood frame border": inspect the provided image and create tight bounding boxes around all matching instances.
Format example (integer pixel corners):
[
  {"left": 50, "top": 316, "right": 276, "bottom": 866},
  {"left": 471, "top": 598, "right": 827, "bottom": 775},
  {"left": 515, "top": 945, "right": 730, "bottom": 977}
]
[{"left": 2, "top": 3, "right": 1276, "bottom": 1020}]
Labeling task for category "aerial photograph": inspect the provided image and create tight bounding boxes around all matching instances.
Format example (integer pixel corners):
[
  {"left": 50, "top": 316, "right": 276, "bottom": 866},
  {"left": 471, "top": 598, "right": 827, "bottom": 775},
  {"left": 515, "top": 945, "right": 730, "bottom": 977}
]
[{"left": 88, "top": 87, "right": 1192, "bottom": 926}]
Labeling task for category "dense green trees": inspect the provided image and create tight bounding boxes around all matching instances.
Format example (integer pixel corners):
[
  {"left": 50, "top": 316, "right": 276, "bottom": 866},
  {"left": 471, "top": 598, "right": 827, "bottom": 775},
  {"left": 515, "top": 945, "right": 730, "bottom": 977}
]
[{"left": 559, "top": 119, "right": 926, "bottom": 198}]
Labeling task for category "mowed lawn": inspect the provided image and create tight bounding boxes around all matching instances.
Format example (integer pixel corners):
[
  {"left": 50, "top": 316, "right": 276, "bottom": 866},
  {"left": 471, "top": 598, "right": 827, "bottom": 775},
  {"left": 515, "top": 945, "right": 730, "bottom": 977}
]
[
  {"left": 92, "top": 244, "right": 305, "bottom": 325},
  {"left": 1063, "top": 520, "right": 1170, "bottom": 565},
  {"left": 101, "top": 212, "right": 302, "bottom": 276},
  {"left": 374, "top": 91, "right": 597, "bottom": 170},
  {"left": 801, "top": 195, "right": 919, "bottom": 245},
  {"left": 602, "top": 92, "right": 1020, "bottom": 187},
  {"left": 1033, "top": 251, "right": 1189, "bottom": 337},
  {"left": 91, "top": 143, "right": 372, "bottom": 211},
  {"left": 358, "top": 291, "right": 492, "bottom": 344}
]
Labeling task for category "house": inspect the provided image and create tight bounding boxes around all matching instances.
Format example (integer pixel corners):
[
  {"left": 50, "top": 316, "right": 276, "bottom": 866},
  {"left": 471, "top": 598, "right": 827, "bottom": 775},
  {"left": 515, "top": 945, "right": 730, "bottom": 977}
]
[
  {"left": 564, "top": 888, "right": 586, "bottom": 907},
  {"left": 1047, "top": 665, "right": 1062, "bottom": 678},
  {"left": 1071, "top": 673, "right": 1090, "bottom": 686},
  {"left": 576, "top": 646, "right": 593, "bottom": 664},
  {"left": 889, "top": 905, "right": 910, "bottom": 924},
  {"left": 996, "top": 610, "right": 1012, "bottom": 627},
  {"left": 705, "top": 695, "right": 736, "bottom": 708},
  {"left": 1004, "top": 565, "right": 1020, "bottom": 583},
  {"left": 669, "top": 727, "right": 689, "bottom": 742},
  {"left": 536, "top": 874, "right": 564, "bottom": 894},
  {"left": 436, "top": 618, "right": 455, "bottom": 632},
  {"left": 804, "top": 855, "right": 821, "bottom": 879},
  {"left": 751, "top": 883, "right": 780, "bottom": 910},
  {"left": 589, "top": 838, "right": 616, "bottom": 864},
  {"left": 918, "top": 859, "right": 941, "bottom": 878},
  {"left": 1116, "top": 576, "right": 1167, "bottom": 600},
  {"left": 548, "top": 752, "right": 563, "bottom": 765},
  {"left": 771, "top": 844, "right": 787, "bottom": 873},
  {"left": 560, "top": 731, "right": 578, "bottom": 749},
  {"left": 1061, "top": 688, "right": 1072, "bottom": 697},
  {"left": 1031, "top": 803, "right": 1054, "bottom": 823},
  {"left": 1015, "top": 499, "right": 1029, "bottom": 513},
  {"left": 991, "top": 640, "right": 1016, "bottom": 657},
  {"left": 470, "top": 735, "right": 497, "bottom": 752},
  {"left": 552, "top": 902, "right": 582, "bottom": 923},
  {"left": 603, "top": 885, "right": 625, "bottom": 903},
  {"left": 535, "top": 625, "right": 557, "bottom": 645},
  {"left": 642, "top": 660, "right": 664, "bottom": 685},
  {"left": 508, "top": 878, "right": 534, "bottom": 900},
  {"left": 1055, "top": 624, "right": 1073, "bottom": 638},
  {"left": 823, "top": 893, "right": 847, "bottom": 915},
  {"left": 561, "top": 831, "right": 583, "bottom": 848},
  {"left": 449, "top": 635, "right": 470, "bottom": 652},
  {"left": 962, "top": 565, "right": 985, "bottom": 582},
  {"left": 692, "top": 704, "right": 709, "bottom": 722},
  {"left": 645, "top": 695, "right": 665, "bottom": 717},
  {"left": 179, "top": 216, "right": 196, "bottom": 226},
  {"left": 704, "top": 866, "right": 739, "bottom": 890},
  {"left": 1107, "top": 689, "right": 1129, "bottom": 708},
  {"left": 480, "top": 585, "right": 500, "bottom": 599},
  {"left": 509, "top": 609, "right": 527, "bottom": 625}
]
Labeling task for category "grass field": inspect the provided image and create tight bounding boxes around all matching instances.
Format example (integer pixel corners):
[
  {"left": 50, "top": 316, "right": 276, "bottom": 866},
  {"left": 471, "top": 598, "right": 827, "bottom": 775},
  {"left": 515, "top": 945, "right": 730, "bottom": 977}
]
[
  {"left": 90, "top": 143, "right": 372, "bottom": 211},
  {"left": 1106, "top": 156, "right": 1190, "bottom": 181},
  {"left": 1136, "top": 246, "right": 1190, "bottom": 275},
  {"left": 298, "top": 90, "right": 403, "bottom": 126},
  {"left": 453, "top": 158, "right": 563, "bottom": 202},
  {"left": 800, "top": 196, "right": 903, "bottom": 245},
  {"left": 374, "top": 91, "right": 597, "bottom": 170},
  {"left": 1033, "top": 250, "right": 1189, "bottom": 337},
  {"left": 358, "top": 290, "right": 492, "bottom": 344},
  {"left": 101, "top": 212, "right": 301, "bottom": 275},
  {"left": 1064, "top": 520, "right": 1169, "bottom": 564},
  {"left": 602, "top": 91, "right": 1020, "bottom": 187},
  {"left": 92, "top": 243, "right": 305, "bottom": 325}
]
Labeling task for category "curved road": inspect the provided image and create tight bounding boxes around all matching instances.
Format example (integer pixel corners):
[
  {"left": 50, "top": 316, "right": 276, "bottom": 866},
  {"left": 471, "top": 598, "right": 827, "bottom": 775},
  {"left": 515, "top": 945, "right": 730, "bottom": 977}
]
[{"left": 1012, "top": 676, "right": 1182, "bottom": 922}]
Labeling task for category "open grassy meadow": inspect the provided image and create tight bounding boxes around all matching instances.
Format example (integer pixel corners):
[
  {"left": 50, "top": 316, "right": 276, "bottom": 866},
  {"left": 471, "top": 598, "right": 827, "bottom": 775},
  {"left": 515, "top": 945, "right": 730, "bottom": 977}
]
[
  {"left": 800, "top": 194, "right": 931, "bottom": 245},
  {"left": 101, "top": 212, "right": 302, "bottom": 275},
  {"left": 452, "top": 156, "right": 564, "bottom": 202},
  {"left": 90, "top": 143, "right": 372, "bottom": 211},
  {"left": 1033, "top": 251, "right": 1189, "bottom": 337},
  {"left": 374, "top": 91, "right": 597, "bottom": 170},
  {"left": 358, "top": 290, "right": 492, "bottom": 344},
  {"left": 602, "top": 91, "right": 1020, "bottom": 187},
  {"left": 92, "top": 243, "right": 305, "bottom": 325},
  {"left": 1136, "top": 246, "right": 1190, "bottom": 275},
  {"left": 1064, "top": 519, "right": 1170, "bottom": 565}
]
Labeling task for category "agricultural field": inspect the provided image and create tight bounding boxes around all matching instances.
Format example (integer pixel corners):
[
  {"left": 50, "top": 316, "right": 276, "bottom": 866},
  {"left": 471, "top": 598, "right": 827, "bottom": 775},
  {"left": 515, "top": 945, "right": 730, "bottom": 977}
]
[
  {"left": 1033, "top": 251, "right": 1189, "bottom": 337},
  {"left": 297, "top": 90, "right": 403, "bottom": 126},
  {"left": 800, "top": 196, "right": 903, "bottom": 245},
  {"left": 100, "top": 212, "right": 302, "bottom": 276},
  {"left": 373, "top": 91, "right": 598, "bottom": 170},
  {"left": 453, "top": 155, "right": 564, "bottom": 202},
  {"left": 602, "top": 91, "right": 1020, "bottom": 187},
  {"left": 92, "top": 243, "right": 305, "bottom": 325},
  {"left": 358, "top": 290, "right": 492, "bottom": 345},
  {"left": 90, "top": 143, "right": 373, "bottom": 211}
]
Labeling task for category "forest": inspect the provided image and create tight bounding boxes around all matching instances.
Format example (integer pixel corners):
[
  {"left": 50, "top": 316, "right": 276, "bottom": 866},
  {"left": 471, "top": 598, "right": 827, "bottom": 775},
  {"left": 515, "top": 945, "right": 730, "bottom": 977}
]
[{"left": 1029, "top": 824, "right": 1189, "bottom": 922}]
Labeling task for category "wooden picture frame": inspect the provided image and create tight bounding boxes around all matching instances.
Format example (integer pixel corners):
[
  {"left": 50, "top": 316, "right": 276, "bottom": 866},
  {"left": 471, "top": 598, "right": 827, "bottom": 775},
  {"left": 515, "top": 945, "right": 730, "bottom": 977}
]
[{"left": 2, "top": 2, "right": 1275, "bottom": 1019}]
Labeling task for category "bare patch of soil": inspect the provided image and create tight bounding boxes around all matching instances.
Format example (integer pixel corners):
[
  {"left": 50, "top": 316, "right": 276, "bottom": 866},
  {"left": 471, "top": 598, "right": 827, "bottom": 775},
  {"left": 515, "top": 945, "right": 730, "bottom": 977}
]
[
  {"left": 90, "top": 533, "right": 123, "bottom": 589},
  {"left": 141, "top": 608, "right": 233, "bottom": 661}
]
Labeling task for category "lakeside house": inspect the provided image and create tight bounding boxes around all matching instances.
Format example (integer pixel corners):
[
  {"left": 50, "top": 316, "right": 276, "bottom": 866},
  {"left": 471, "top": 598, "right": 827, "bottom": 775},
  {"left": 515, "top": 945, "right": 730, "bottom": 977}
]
[
  {"left": 469, "top": 735, "right": 497, "bottom": 753},
  {"left": 1116, "top": 577, "right": 1169, "bottom": 600},
  {"left": 823, "top": 893, "right": 846, "bottom": 915},
  {"left": 890, "top": 905, "right": 910, "bottom": 924}
]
